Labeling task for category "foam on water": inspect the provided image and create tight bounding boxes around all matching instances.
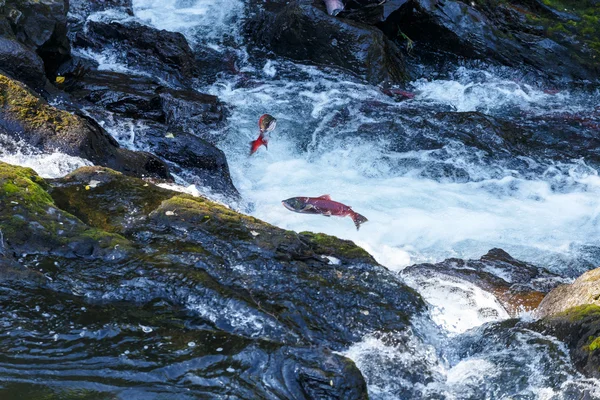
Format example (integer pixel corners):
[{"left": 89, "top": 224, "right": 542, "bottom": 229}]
[
  {"left": 208, "top": 66, "right": 600, "bottom": 274},
  {"left": 401, "top": 273, "right": 510, "bottom": 334},
  {"left": 0, "top": 136, "right": 92, "bottom": 178},
  {"left": 132, "top": 0, "right": 244, "bottom": 46}
]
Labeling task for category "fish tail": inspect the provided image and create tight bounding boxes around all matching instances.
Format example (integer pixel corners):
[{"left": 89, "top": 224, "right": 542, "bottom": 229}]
[
  {"left": 249, "top": 135, "right": 268, "bottom": 155},
  {"left": 351, "top": 211, "right": 368, "bottom": 231}
]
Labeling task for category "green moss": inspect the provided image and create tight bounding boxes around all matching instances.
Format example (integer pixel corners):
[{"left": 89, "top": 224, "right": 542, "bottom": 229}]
[
  {"left": 0, "top": 74, "right": 79, "bottom": 132},
  {"left": 301, "top": 232, "right": 374, "bottom": 261},
  {"left": 0, "top": 162, "right": 131, "bottom": 253},
  {"left": 587, "top": 336, "right": 600, "bottom": 352},
  {"left": 557, "top": 304, "right": 600, "bottom": 322}
]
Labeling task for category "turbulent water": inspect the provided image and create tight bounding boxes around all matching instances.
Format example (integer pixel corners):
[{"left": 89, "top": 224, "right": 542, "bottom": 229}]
[{"left": 2, "top": 0, "right": 600, "bottom": 398}]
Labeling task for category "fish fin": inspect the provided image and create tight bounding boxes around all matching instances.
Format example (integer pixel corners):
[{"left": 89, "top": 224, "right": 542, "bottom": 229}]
[
  {"left": 301, "top": 204, "right": 315, "bottom": 211},
  {"left": 351, "top": 211, "right": 368, "bottom": 231},
  {"left": 317, "top": 194, "right": 331, "bottom": 200},
  {"left": 263, "top": 136, "right": 268, "bottom": 150},
  {"left": 323, "top": 211, "right": 332, "bottom": 216}
]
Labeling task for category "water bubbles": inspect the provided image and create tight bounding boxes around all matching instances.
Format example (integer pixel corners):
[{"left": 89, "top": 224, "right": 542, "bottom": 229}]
[
  {"left": 187, "top": 342, "right": 196, "bottom": 348},
  {"left": 139, "top": 324, "right": 153, "bottom": 333},
  {"left": 216, "top": 347, "right": 223, "bottom": 352}
]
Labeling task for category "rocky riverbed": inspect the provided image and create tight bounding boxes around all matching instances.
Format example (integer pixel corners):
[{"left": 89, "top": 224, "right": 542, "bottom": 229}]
[{"left": 0, "top": 0, "right": 599, "bottom": 398}]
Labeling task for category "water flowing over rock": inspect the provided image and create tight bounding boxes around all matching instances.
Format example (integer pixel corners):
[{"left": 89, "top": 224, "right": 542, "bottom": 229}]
[
  {"left": 403, "top": 248, "right": 564, "bottom": 318},
  {"left": 0, "top": 162, "right": 424, "bottom": 397},
  {"left": 0, "top": 74, "right": 169, "bottom": 179},
  {"left": 74, "top": 20, "right": 198, "bottom": 87},
  {"left": 63, "top": 69, "right": 237, "bottom": 197}
]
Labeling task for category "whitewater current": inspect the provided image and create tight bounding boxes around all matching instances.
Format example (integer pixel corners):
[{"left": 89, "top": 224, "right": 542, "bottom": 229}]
[{"left": 1, "top": 0, "right": 599, "bottom": 398}]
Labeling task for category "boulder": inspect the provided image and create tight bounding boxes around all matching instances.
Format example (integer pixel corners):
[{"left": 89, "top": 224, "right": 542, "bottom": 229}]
[
  {"left": 537, "top": 267, "right": 600, "bottom": 318},
  {"left": 245, "top": 0, "right": 408, "bottom": 84},
  {"left": 403, "top": 248, "right": 563, "bottom": 317},
  {"left": 49, "top": 166, "right": 424, "bottom": 348},
  {"left": 0, "top": 74, "right": 170, "bottom": 179},
  {"left": 532, "top": 267, "right": 600, "bottom": 378},
  {"left": 0, "top": 37, "right": 47, "bottom": 90},
  {"left": 2, "top": 0, "right": 71, "bottom": 77},
  {"left": 66, "top": 70, "right": 226, "bottom": 136},
  {"left": 64, "top": 70, "right": 237, "bottom": 197},
  {"left": 74, "top": 20, "right": 197, "bottom": 87},
  {"left": 0, "top": 162, "right": 427, "bottom": 396},
  {"left": 377, "top": 0, "right": 600, "bottom": 82}
]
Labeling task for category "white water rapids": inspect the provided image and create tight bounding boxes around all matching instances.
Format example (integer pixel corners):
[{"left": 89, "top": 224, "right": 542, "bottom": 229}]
[{"left": 2, "top": 0, "right": 599, "bottom": 398}]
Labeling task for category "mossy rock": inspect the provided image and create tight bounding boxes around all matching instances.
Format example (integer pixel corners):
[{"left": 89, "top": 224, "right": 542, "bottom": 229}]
[
  {"left": 0, "top": 74, "right": 169, "bottom": 179},
  {"left": 0, "top": 162, "right": 130, "bottom": 259},
  {"left": 535, "top": 304, "right": 600, "bottom": 378},
  {"left": 45, "top": 165, "right": 424, "bottom": 348}
]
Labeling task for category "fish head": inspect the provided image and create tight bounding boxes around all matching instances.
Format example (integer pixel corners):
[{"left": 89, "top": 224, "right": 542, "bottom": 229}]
[
  {"left": 282, "top": 197, "right": 305, "bottom": 212},
  {"left": 259, "top": 114, "right": 277, "bottom": 133}
]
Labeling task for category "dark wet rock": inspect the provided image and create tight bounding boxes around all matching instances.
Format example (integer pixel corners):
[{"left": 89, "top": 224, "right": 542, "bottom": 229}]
[
  {"left": 432, "top": 111, "right": 600, "bottom": 167},
  {"left": 49, "top": 166, "right": 424, "bottom": 347},
  {"left": 0, "top": 162, "right": 426, "bottom": 397},
  {"left": 245, "top": 0, "right": 408, "bottom": 84},
  {"left": 62, "top": 70, "right": 237, "bottom": 197},
  {"left": 0, "top": 283, "right": 368, "bottom": 399},
  {"left": 2, "top": 0, "right": 71, "bottom": 77},
  {"left": 0, "top": 37, "right": 47, "bottom": 90},
  {"left": 74, "top": 20, "right": 197, "bottom": 87},
  {"left": 134, "top": 121, "right": 238, "bottom": 198},
  {"left": 377, "top": 0, "right": 600, "bottom": 82},
  {"left": 402, "top": 249, "right": 564, "bottom": 315},
  {"left": 66, "top": 70, "right": 226, "bottom": 135},
  {"left": 0, "top": 74, "right": 170, "bottom": 179},
  {"left": 0, "top": 163, "right": 130, "bottom": 260}
]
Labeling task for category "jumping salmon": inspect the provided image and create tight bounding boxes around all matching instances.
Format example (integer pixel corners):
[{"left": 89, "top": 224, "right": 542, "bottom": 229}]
[
  {"left": 282, "top": 195, "right": 368, "bottom": 230},
  {"left": 250, "top": 114, "right": 277, "bottom": 155}
]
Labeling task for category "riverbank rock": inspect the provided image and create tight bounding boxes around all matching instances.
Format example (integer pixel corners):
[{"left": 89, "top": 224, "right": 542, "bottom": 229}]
[
  {"left": 63, "top": 70, "right": 237, "bottom": 197},
  {"left": 537, "top": 267, "right": 600, "bottom": 318},
  {"left": 74, "top": 20, "right": 197, "bottom": 87},
  {"left": 532, "top": 267, "right": 600, "bottom": 378},
  {"left": 0, "top": 161, "right": 425, "bottom": 397},
  {"left": 0, "top": 37, "right": 47, "bottom": 90},
  {"left": 378, "top": 0, "right": 600, "bottom": 82},
  {"left": 1, "top": 0, "right": 71, "bottom": 78},
  {"left": 245, "top": 0, "right": 408, "bottom": 84},
  {"left": 0, "top": 74, "right": 169, "bottom": 179},
  {"left": 402, "top": 249, "right": 563, "bottom": 318}
]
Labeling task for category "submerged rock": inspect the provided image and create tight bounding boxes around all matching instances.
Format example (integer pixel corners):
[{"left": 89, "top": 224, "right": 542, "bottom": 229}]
[
  {"left": 0, "top": 74, "right": 170, "bottom": 179},
  {"left": 0, "top": 162, "right": 425, "bottom": 397},
  {"left": 245, "top": 0, "right": 408, "bottom": 84}
]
